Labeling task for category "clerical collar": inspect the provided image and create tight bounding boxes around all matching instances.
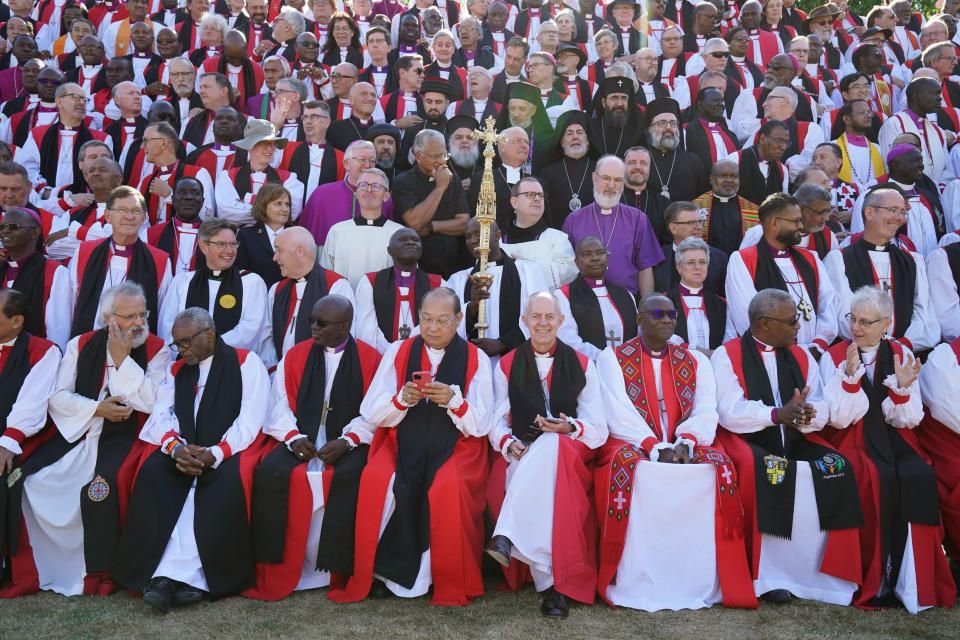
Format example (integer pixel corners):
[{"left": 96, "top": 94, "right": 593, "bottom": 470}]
[
  {"left": 174, "top": 218, "right": 200, "bottom": 228},
  {"left": 124, "top": 117, "right": 138, "bottom": 124},
  {"left": 133, "top": 51, "right": 152, "bottom": 59},
  {"left": 212, "top": 142, "right": 234, "bottom": 151},
  {"left": 369, "top": 65, "right": 388, "bottom": 73},
  {"left": 528, "top": 8, "right": 540, "bottom": 16},
  {"left": 426, "top": 345, "right": 445, "bottom": 356},
  {"left": 767, "top": 242, "right": 789, "bottom": 258},
  {"left": 157, "top": 163, "right": 177, "bottom": 175},
  {"left": 890, "top": 178, "right": 916, "bottom": 195},
  {"left": 209, "top": 269, "right": 224, "bottom": 280},
  {"left": 638, "top": 337, "right": 665, "bottom": 358},
  {"left": 533, "top": 341, "right": 556, "bottom": 357},
  {"left": 325, "top": 336, "right": 349, "bottom": 354},
  {"left": 394, "top": 267, "right": 415, "bottom": 288},
  {"left": 295, "top": 270, "right": 312, "bottom": 284},
  {"left": 865, "top": 241, "right": 890, "bottom": 251},
  {"left": 5, "top": 251, "right": 33, "bottom": 268},
  {"left": 753, "top": 336, "right": 775, "bottom": 352},
  {"left": 60, "top": 123, "right": 78, "bottom": 132},
  {"left": 732, "top": 55, "right": 745, "bottom": 63},
  {"left": 904, "top": 109, "right": 924, "bottom": 128},
  {"left": 112, "top": 241, "right": 133, "bottom": 257},
  {"left": 700, "top": 118, "right": 721, "bottom": 130},
  {"left": 716, "top": 194, "right": 731, "bottom": 202},
  {"left": 354, "top": 213, "right": 386, "bottom": 226},
  {"left": 846, "top": 134, "right": 868, "bottom": 147},
  {"left": 586, "top": 277, "right": 605, "bottom": 288},
  {"left": 679, "top": 284, "right": 702, "bottom": 296}
]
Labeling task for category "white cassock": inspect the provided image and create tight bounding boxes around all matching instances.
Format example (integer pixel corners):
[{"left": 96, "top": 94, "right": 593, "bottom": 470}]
[
  {"left": 724, "top": 248, "right": 838, "bottom": 352},
  {"left": 157, "top": 270, "right": 270, "bottom": 353},
  {"left": 141, "top": 349, "right": 269, "bottom": 591},
  {"left": 819, "top": 344, "right": 929, "bottom": 614},
  {"left": 555, "top": 279, "right": 636, "bottom": 361},
  {"left": 44, "top": 202, "right": 107, "bottom": 262},
  {"left": 215, "top": 171, "right": 305, "bottom": 227},
  {"left": 925, "top": 246, "right": 960, "bottom": 343},
  {"left": 877, "top": 113, "right": 950, "bottom": 181},
  {"left": 739, "top": 226, "right": 840, "bottom": 255},
  {"left": 67, "top": 242, "right": 173, "bottom": 332},
  {"left": 823, "top": 246, "right": 939, "bottom": 352},
  {"left": 166, "top": 219, "right": 201, "bottom": 277},
  {"left": 488, "top": 349, "right": 607, "bottom": 592},
  {"left": 353, "top": 271, "right": 449, "bottom": 354},
  {"left": 919, "top": 342, "right": 960, "bottom": 432},
  {"left": 263, "top": 274, "right": 356, "bottom": 369},
  {"left": 0, "top": 338, "right": 60, "bottom": 457},
  {"left": 500, "top": 228, "right": 578, "bottom": 289},
  {"left": 2, "top": 260, "right": 72, "bottom": 352},
  {"left": 263, "top": 346, "right": 378, "bottom": 590},
  {"left": 319, "top": 218, "right": 406, "bottom": 288},
  {"left": 31, "top": 337, "right": 168, "bottom": 595},
  {"left": 449, "top": 259, "right": 550, "bottom": 345},
  {"left": 937, "top": 180, "right": 960, "bottom": 233},
  {"left": 360, "top": 339, "right": 492, "bottom": 597},
  {"left": 596, "top": 346, "right": 725, "bottom": 611},
  {"left": 16, "top": 130, "right": 113, "bottom": 189},
  {"left": 711, "top": 344, "right": 858, "bottom": 605}
]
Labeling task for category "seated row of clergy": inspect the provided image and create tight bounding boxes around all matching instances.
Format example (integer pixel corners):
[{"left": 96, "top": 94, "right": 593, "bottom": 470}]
[{"left": 2, "top": 281, "right": 956, "bottom": 616}]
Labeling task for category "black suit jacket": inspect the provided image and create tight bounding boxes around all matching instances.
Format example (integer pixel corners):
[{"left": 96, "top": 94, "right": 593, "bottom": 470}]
[
  {"left": 653, "top": 242, "right": 728, "bottom": 295},
  {"left": 236, "top": 223, "right": 283, "bottom": 289},
  {"left": 683, "top": 117, "right": 738, "bottom": 176}
]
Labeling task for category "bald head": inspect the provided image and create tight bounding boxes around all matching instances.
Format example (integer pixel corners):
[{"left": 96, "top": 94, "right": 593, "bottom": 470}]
[
  {"left": 276, "top": 226, "right": 317, "bottom": 257},
  {"left": 312, "top": 294, "right": 353, "bottom": 323}
]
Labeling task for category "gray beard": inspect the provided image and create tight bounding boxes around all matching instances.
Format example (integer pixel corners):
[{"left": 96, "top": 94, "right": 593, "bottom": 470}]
[
  {"left": 376, "top": 156, "right": 395, "bottom": 170},
  {"left": 650, "top": 130, "right": 679, "bottom": 152},
  {"left": 450, "top": 146, "right": 480, "bottom": 169}
]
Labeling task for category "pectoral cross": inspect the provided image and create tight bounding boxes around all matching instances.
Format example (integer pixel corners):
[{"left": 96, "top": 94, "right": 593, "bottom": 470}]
[
  {"left": 399, "top": 324, "right": 411, "bottom": 340},
  {"left": 606, "top": 329, "right": 621, "bottom": 347},
  {"left": 721, "top": 464, "right": 733, "bottom": 484},
  {"left": 614, "top": 491, "right": 627, "bottom": 510},
  {"left": 320, "top": 401, "right": 330, "bottom": 425},
  {"left": 881, "top": 279, "right": 892, "bottom": 294},
  {"left": 797, "top": 298, "right": 813, "bottom": 322}
]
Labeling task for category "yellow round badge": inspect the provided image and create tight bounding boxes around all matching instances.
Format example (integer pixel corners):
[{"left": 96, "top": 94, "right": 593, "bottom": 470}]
[{"left": 219, "top": 294, "right": 237, "bottom": 309}]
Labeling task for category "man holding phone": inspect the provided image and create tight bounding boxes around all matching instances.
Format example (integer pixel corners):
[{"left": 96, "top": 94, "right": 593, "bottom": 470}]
[
  {"left": 329, "top": 287, "right": 493, "bottom": 606},
  {"left": 485, "top": 291, "right": 607, "bottom": 619}
]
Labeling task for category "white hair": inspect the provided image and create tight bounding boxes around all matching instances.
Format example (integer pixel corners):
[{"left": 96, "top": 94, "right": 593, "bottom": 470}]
[
  {"left": 262, "top": 55, "right": 292, "bottom": 75},
  {"left": 175, "top": 307, "right": 215, "bottom": 332},
  {"left": 413, "top": 129, "right": 445, "bottom": 153},
  {"left": 675, "top": 236, "right": 710, "bottom": 265},
  {"left": 523, "top": 290, "right": 561, "bottom": 315},
  {"left": 850, "top": 285, "right": 894, "bottom": 319},
  {"left": 279, "top": 6, "right": 306, "bottom": 35},
  {"left": 199, "top": 12, "right": 229, "bottom": 37},
  {"left": 99, "top": 282, "right": 146, "bottom": 322}
]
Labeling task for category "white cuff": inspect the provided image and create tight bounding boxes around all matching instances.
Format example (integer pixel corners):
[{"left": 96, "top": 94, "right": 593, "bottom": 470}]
[
  {"left": 882, "top": 373, "right": 913, "bottom": 397},
  {"left": 0, "top": 435, "right": 22, "bottom": 456},
  {"left": 840, "top": 362, "right": 865, "bottom": 386},
  {"left": 285, "top": 433, "right": 308, "bottom": 451},
  {"left": 396, "top": 390, "right": 415, "bottom": 408},
  {"left": 649, "top": 441, "right": 674, "bottom": 463},
  {"left": 439, "top": 384, "right": 464, "bottom": 410},
  {"left": 340, "top": 434, "right": 357, "bottom": 449},
  {"left": 674, "top": 437, "right": 696, "bottom": 455},
  {"left": 209, "top": 445, "right": 224, "bottom": 469}
]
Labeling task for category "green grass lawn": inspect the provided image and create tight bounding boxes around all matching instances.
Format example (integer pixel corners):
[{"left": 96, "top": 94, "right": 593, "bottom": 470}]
[{"left": 2, "top": 582, "right": 958, "bottom": 640}]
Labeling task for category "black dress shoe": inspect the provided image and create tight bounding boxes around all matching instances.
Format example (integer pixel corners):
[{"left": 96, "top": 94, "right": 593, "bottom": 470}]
[
  {"left": 142, "top": 577, "right": 176, "bottom": 614},
  {"left": 172, "top": 582, "right": 205, "bottom": 608},
  {"left": 761, "top": 589, "right": 794, "bottom": 603},
  {"left": 540, "top": 588, "right": 569, "bottom": 618},
  {"left": 369, "top": 579, "right": 392, "bottom": 599},
  {"left": 485, "top": 535, "right": 513, "bottom": 567}
]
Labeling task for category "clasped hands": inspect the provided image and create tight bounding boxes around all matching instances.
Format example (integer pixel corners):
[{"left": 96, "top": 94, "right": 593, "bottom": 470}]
[
  {"left": 401, "top": 380, "right": 455, "bottom": 406},
  {"left": 289, "top": 437, "right": 349, "bottom": 465},
  {"left": 775, "top": 387, "right": 815, "bottom": 428}
]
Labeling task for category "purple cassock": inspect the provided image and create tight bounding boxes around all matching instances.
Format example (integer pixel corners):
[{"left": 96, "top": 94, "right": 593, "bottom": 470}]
[
  {"left": 0, "top": 67, "right": 24, "bottom": 103},
  {"left": 562, "top": 202, "right": 665, "bottom": 295},
  {"left": 299, "top": 178, "right": 395, "bottom": 245}
]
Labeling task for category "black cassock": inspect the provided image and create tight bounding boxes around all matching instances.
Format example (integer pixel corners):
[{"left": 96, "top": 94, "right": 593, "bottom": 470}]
[
  {"left": 541, "top": 155, "right": 596, "bottom": 230},
  {"left": 588, "top": 116, "right": 645, "bottom": 159},
  {"left": 706, "top": 197, "right": 754, "bottom": 257},
  {"left": 645, "top": 147, "right": 708, "bottom": 203}
]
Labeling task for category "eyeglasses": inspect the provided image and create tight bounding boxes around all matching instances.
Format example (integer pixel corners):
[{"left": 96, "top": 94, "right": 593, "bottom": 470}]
[
  {"left": 411, "top": 67, "right": 425, "bottom": 75},
  {"left": 37, "top": 78, "right": 63, "bottom": 86},
  {"left": 802, "top": 204, "right": 833, "bottom": 217},
  {"left": 168, "top": 328, "right": 207, "bottom": 351},
  {"left": 62, "top": 94, "right": 89, "bottom": 104},
  {"left": 672, "top": 219, "right": 703, "bottom": 226},
  {"left": 709, "top": 51, "right": 730, "bottom": 58},
  {"left": 330, "top": 73, "right": 357, "bottom": 81},
  {"left": 110, "top": 208, "right": 145, "bottom": 217},
  {"left": 310, "top": 317, "right": 347, "bottom": 327},
  {"left": 635, "top": 56, "right": 658, "bottom": 63},
  {"left": 645, "top": 309, "right": 678, "bottom": 320},
  {"left": 419, "top": 315, "right": 458, "bottom": 328},
  {"left": 596, "top": 174, "right": 625, "bottom": 184},
  {"left": 357, "top": 181, "right": 387, "bottom": 192},
  {"left": 651, "top": 119, "right": 679, "bottom": 128},
  {"left": 518, "top": 191, "right": 544, "bottom": 200},
  {"left": 846, "top": 81, "right": 870, "bottom": 90},
  {"left": 421, "top": 151, "right": 449, "bottom": 161},
  {"left": 872, "top": 205, "right": 908, "bottom": 216},
  {"left": 298, "top": 41, "right": 320, "bottom": 47},
  {"left": 0, "top": 222, "right": 34, "bottom": 232},
  {"left": 679, "top": 259, "right": 709, "bottom": 267},
  {"left": 170, "top": 71, "right": 195, "bottom": 79},
  {"left": 113, "top": 310, "right": 150, "bottom": 322},
  {"left": 202, "top": 240, "right": 239, "bottom": 249},
  {"left": 844, "top": 313, "right": 888, "bottom": 329},
  {"left": 142, "top": 137, "right": 165, "bottom": 144},
  {"left": 772, "top": 216, "right": 803, "bottom": 226},
  {"left": 762, "top": 314, "right": 801, "bottom": 326},
  {"left": 332, "top": 26, "right": 354, "bottom": 33}
]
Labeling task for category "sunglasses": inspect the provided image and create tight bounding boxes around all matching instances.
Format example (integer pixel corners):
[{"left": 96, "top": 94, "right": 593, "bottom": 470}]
[
  {"left": 646, "top": 309, "right": 678, "bottom": 320},
  {"left": 709, "top": 51, "right": 730, "bottom": 58}
]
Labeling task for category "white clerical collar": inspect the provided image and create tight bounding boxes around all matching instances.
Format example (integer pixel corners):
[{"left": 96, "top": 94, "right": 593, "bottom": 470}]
[
  {"left": 211, "top": 270, "right": 222, "bottom": 276},
  {"left": 400, "top": 270, "right": 411, "bottom": 276},
  {"left": 716, "top": 195, "right": 731, "bottom": 202},
  {"left": 599, "top": 208, "right": 613, "bottom": 215},
  {"left": 681, "top": 284, "right": 702, "bottom": 294},
  {"left": 426, "top": 345, "right": 445, "bottom": 355},
  {"left": 890, "top": 178, "right": 914, "bottom": 190},
  {"left": 0, "top": 337, "right": 15, "bottom": 348},
  {"left": 503, "top": 164, "right": 521, "bottom": 181}
]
